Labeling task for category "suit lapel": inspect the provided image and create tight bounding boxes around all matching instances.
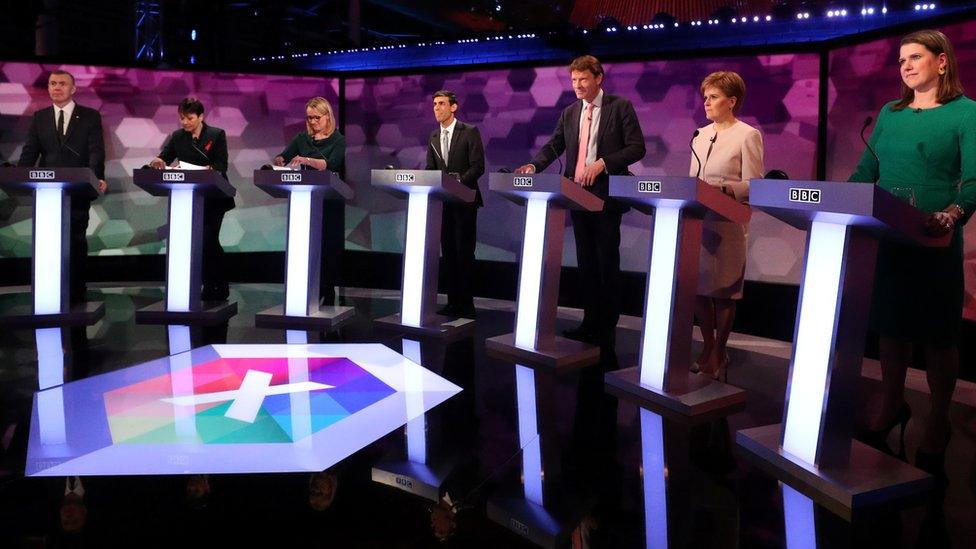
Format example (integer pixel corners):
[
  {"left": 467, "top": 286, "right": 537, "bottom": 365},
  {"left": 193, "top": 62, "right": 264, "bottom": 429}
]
[
  {"left": 447, "top": 123, "right": 463, "bottom": 167},
  {"left": 596, "top": 94, "right": 610, "bottom": 152},
  {"left": 62, "top": 106, "right": 81, "bottom": 144}
]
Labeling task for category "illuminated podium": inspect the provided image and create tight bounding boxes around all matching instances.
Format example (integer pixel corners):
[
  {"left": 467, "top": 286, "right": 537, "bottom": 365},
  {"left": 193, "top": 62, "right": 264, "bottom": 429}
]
[
  {"left": 603, "top": 176, "right": 749, "bottom": 417},
  {"left": 735, "top": 180, "right": 945, "bottom": 519},
  {"left": 370, "top": 169, "right": 476, "bottom": 337},
  {"left": 253, "top": 169, "right": 356, "bottom": 329},
  {"left": 0, "top": 167, "right": 104, "bottom": 326},
  {"left": 132, "top": 168, "right": 238, "bottom": 324},
  {"left": 484, "top": 173, "right": 603, "bottom": 370}
]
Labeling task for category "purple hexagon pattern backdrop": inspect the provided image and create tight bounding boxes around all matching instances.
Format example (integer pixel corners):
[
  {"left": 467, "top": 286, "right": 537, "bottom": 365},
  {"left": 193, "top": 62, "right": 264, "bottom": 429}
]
[{"left": 2, "top": 20, "right": 976, "bottom": 318}]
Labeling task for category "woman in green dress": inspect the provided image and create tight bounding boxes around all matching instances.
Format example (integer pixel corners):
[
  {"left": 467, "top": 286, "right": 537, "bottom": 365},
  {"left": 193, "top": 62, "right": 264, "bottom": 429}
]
[
  {"left": 850, "top": 29, "right": 976, "bottom": 476},
  {"left": 274, "top": 97, "right": 346, "bottom": 307}
]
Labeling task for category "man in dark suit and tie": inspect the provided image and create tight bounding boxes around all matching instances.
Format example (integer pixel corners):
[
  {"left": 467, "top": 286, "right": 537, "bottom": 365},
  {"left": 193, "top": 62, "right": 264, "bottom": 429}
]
[
  {"left": 150, "top": 97, "right": 234, "bottom": 302},
  {"left": 425, "top": 90, "right": 486, "bottom": 319},
  {"left": 517, "top": 55, "right": 646, "bottom": 351},
  {"left": 18, "top": 70, "right": 107, "bottom": 306}
]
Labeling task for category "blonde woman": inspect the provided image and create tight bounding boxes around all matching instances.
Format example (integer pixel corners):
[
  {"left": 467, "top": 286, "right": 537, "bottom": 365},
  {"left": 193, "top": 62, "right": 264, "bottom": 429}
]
[
  {"left": 274, "top": 97, "right": 346, "bottom": 307},
  {"left": 689, "top": 71, "right": 763, "bottom": 380}
]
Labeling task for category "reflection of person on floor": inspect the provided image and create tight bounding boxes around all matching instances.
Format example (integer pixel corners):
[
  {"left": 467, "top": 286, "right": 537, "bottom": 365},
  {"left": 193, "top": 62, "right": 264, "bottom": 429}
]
[
  {"left": 429, "top": 494, "right": 459, "bottom": 541},
  {"left": 185, "top": 474, "right": 211, "bottom": 511},
  {"left": 307, "top": 470, "right": 338, "bottom": 511},
  {"left": 59, "top": 477, "right": 87, "bottom": 535}
]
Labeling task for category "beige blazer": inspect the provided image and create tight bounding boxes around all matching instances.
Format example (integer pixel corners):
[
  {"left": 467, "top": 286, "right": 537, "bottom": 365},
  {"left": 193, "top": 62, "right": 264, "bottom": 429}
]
[{"left": 688, "top": 120, "right": 764, "bottom": 298}]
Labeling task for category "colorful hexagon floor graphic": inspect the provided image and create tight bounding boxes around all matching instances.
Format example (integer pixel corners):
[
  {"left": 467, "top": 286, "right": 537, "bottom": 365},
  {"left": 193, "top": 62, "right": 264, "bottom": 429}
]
[{"left": 27, "top": 344, "right": 461, "bottom": 476}]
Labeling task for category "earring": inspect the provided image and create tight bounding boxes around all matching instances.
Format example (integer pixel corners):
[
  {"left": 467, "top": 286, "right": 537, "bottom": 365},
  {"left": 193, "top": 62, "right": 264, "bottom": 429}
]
[{"left": 939, "top": 67, "right": 946, "bottom": 75}]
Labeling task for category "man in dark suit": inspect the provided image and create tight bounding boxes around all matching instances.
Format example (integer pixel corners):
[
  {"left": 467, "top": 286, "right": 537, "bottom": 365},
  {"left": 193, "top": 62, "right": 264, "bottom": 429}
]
[
  {"left": 18, "top": 70, "right": 107, "bottom": 305},
  {"left": 425, "top": 90, "right": 486, "bottom": 319},
  {"left": 517, "top": 55, "right": 646, "bottom": 350},
  {"left": 150, "top": 97, "right": 234, "bottom": 302}
]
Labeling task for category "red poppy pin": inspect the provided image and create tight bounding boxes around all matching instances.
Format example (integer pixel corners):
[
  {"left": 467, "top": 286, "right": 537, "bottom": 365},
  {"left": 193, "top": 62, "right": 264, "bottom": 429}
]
[{"left": 204, "top": 140, "right": 213, "bottom": 152}]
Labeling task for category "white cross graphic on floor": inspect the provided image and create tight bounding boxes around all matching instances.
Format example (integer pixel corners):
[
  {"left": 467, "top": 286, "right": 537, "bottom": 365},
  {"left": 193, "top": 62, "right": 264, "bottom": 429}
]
[{"left": 161, "top": 369, "right": 334, "bottom": 423}]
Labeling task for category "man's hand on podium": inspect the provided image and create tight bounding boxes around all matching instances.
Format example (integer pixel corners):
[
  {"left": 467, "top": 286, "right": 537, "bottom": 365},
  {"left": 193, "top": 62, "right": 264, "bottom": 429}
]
[
  {"left": 149, "top": 157, "right": 166, "bottom": 169},
  {"left": 273, "top": 155, "right": 286, "bottom": 167},
  {"left": 97, "top": 180, "right": 107, "bottom": 194},
  {"left": 515, "top": 164, "right": 536, "bottom": 174}
]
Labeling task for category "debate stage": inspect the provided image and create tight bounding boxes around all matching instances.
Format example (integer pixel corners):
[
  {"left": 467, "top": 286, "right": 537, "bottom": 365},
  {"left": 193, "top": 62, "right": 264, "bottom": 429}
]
[{"left": 0, "top": 283, "right": 973, "bottom": 547}]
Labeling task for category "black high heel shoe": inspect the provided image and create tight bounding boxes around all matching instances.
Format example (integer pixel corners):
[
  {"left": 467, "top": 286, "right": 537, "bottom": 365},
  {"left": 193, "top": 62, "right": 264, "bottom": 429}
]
[
  {"left": 915, "top": 430, "right": 952, "bottom": 480},
  {"left": 856, "top": 403, "right": 912, "bottom": 457}
]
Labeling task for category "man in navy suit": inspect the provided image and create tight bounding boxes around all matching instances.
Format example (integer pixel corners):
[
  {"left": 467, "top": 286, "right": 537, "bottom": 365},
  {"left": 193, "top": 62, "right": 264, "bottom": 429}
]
[
  {"left": 18, "top": 70, "right": 107, "bottom": 305},
  {"left": 517, "top": 55, "right": 646, "bottom": 351},
  {"left": 425, "top": 90, "right": 485, "bottom": 319}
]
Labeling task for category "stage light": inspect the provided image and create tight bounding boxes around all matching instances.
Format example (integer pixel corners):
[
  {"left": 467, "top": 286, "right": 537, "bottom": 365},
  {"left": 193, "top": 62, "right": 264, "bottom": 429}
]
[
  {"left": 840, "top": 9, "right": 847, "bottom": 15},
  {"left": 766, "top": 15, "right": 772, "bottom": 21},
  {"left": 882, "top": 6, "right": 888, "bottom": 13},
  {"left": 190, "top": 29, "right": 197, "bottom": 41},
  {"left": 740, "top": 16, "right": 747, "bottom": 22},
  {"left": 753, "top": 16, "right": 759, "bottom": 21}
]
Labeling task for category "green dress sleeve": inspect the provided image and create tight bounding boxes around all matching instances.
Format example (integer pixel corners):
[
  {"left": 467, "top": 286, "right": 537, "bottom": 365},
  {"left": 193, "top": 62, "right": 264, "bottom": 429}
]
[
  {"left": 955, "top": 104, "right": 976, "bottom": 224},
  {"left": 279, "top": 134, "right": 302, "bottom": 163}
]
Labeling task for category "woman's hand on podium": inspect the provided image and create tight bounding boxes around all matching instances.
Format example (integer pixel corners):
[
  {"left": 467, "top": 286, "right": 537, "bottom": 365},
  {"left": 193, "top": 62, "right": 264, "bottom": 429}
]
[
  {"left": 149, "top": 157, "right": 166, "bottom": 169},
  {"left": 515, "top": 164, "right": 536, "bottom": 174},
  {"left": 273, "top": 155, "right": 285, "bottom": 167},
  {"left": 925, "top": 207, "right": 962, "bottom": 237}
]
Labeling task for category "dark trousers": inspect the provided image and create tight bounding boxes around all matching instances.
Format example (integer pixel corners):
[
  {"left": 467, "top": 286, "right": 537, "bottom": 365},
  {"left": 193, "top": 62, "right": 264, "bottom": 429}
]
[
  {"left": 201, "top": 201, "right": 229, "bottom": 296},
  {"left": 441, "top": 203, "right": 478, "bottom": 310},
  {"left": 319, "top": 200, "right": 345, "bottom": 305},
  {"left": 67, "top": 197, "right": 92, "bottom": 305},
  {"left": 570, "top": 207, "right": 622, "bottom": 337}
]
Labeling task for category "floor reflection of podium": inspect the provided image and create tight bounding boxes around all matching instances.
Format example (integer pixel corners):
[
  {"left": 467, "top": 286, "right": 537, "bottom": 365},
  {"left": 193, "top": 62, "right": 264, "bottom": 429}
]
[
  {"left": 371, "top": 337, "right": 458, "bottom": 501},
  {"left": 487, "top": 365, "right": 583, "bottom": 548},
  {"left": 28, "top": 327, "right": 79, "bottom": 473},
  {"left": 370, "top": 169, "right": 476, "bottom": 338},
  {"left": 484, "top": 173, "right": 602, "bottom": 371},
  {"left": 603, "top": 176, "right": 747, "bottom": 417},
  {"left": 736, "top": 180, "right": 942, "bottom": 519}
]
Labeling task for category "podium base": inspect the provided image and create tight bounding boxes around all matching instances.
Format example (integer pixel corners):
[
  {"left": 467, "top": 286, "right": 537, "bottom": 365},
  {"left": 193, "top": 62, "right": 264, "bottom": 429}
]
[
  {"left": 735, "top": 423, "right": 933, "bottom": 520},
  {"left": 487, "top": 496, "right": 576, "bottom": 549},
  {"left": 371, "top": 459, "right": 454, "bottom": 502},
  {"left": 373, "top": 312, "right": 475, "bottom": 339},
  {"left": 0, "top": 301, "right": 105, "bottom": 327},
  {"left": 254, "top": 304, "right": 355, "bottom": 330},
  {"left": 604, "top": 366, "right": 746, "bottom": 419},
  {"left": 485, "top": 333, "right": 599, "bottom": 370},
  {"left": 135, "top": 300, "right": 238, "bottom": 325}
]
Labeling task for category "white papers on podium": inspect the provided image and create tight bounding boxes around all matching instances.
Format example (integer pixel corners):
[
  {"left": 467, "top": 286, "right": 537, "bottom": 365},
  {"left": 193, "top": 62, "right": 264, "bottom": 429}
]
[
  {"left": 169, "top": 161, "right": 208, "bottom": 170},
  {"left": 271, "top": 165, "right": 298, "bottom": 171}
]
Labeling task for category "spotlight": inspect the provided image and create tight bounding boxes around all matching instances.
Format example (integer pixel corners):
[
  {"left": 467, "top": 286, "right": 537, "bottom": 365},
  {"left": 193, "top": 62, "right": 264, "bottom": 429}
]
[
  {"left": 882, "top": 6, "right": 888, "bottom": 13},
  {"left": 766, "top": 15, "right": 772, "bottom": 21},
  {"left": 753, "top": 16, "right": 759, "bottom": 21}
]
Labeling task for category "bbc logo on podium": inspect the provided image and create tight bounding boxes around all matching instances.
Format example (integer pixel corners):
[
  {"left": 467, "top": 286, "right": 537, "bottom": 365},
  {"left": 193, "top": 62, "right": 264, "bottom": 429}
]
[
  {"left": 395, "top": 172, "right": 416, "bottom": 183},
  {"left": 789, "top": 187, "right": 821, "bottom": 204},
  {"left": 513, "top": 176, "right": 533, "bottom": 187},
  {"left": 162, "top": 172, "right": 186, "bottom": 182},
  {"left": 281, "top": 173, "right": 303, "bottom": 183},
  {"left": 29, "top": 170, "right": 55, "bottom": 180},
  {"left": 637, "top": 180, "right": 662, "bottom": 193}
]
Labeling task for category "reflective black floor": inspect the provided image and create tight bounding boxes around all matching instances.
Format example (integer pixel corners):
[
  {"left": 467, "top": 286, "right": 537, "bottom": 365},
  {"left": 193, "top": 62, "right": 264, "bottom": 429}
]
[{"left": 0, "top": 284, "right": 974, "bottom": 548}]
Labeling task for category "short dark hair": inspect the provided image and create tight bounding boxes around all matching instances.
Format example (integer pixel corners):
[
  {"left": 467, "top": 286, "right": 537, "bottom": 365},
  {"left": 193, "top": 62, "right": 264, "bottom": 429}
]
[
  {"left": 178, "top": 97, "right": 205, "bottom": 116},
  {"left": 433, "top": 90, "right": 457, "bottom": 105},
  {"left": 569, "top": 55, "right": 604, "bottom": 78},
  {"left": 49, "top": 70, "right": 75, "bottom": 85}
]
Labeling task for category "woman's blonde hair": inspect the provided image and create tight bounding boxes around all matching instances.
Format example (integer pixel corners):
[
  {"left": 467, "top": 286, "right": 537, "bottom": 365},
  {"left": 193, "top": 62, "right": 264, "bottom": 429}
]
[{"left": 306, "top": 97, "right": 335, "bottom": 136}]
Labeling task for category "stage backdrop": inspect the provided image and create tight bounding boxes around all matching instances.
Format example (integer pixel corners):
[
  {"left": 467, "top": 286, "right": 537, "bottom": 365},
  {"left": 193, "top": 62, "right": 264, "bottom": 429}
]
[
  {"left": 344, "top": 54, "right": 819, "bottom": 282},
  {"left": 826, "top": 19, "right": 976, "bottom": 319},
  {"left": 0, "top": 63, "right": 339, "bottom": 257}
]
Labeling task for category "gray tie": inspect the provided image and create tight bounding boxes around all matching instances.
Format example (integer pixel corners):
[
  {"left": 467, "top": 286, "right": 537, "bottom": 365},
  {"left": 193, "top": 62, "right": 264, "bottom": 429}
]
[{"left": 441, "top": 129, "right": 450, "bottom": 166}]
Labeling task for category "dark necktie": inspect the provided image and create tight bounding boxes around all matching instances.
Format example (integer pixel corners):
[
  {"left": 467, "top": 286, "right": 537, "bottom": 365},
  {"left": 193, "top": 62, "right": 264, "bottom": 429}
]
[{"left": 57, "top": 109, "right": 65, "bottom": 140}]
